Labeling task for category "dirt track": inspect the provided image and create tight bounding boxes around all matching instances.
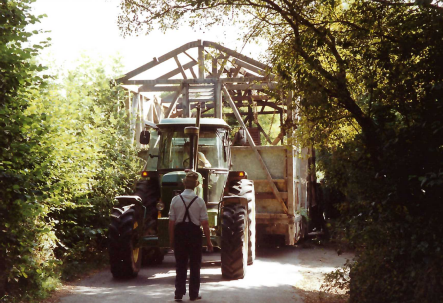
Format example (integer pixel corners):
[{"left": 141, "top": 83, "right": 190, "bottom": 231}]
[{"left": 57, "top": 246, "right": 352, "bottom": 303}]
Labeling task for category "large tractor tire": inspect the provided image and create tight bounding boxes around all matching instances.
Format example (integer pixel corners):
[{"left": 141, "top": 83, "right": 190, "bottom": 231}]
[
  {"left": 221, "top": 204, "right": 248, "bottom": 280},
  {"left": 133, "top": 179, "right": 164, "bottom": 265},
  {"left": 225, "top": 179, "right": 256, "bottom": 265},
  {"left": 108, "top": 206, "right": 142, "bottom": 278},
  {"left": 134, "top": 179, "right": 160, "bottom": 235}
]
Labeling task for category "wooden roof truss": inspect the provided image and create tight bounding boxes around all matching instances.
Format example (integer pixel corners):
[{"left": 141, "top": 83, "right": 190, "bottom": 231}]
[{"left": 118, "top": 40, "right": 292, "bottom": 135}]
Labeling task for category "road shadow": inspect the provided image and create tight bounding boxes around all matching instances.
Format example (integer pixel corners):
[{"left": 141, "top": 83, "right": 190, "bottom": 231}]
[{"left": 59, "top": 247, "right": 351, "bottom": 303}]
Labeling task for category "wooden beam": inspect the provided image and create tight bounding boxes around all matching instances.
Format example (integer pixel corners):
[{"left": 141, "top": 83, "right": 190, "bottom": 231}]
[
  {"left": 212, "top": 58, "right": 217, "bottom": 76},
  {"left": 231, "top": 58, "right": 271, "bottom": 77},
  {"left": 287, "top": 148, "right": 296, "bottom": 225},
  {"left": 188, "top": 98, "right": 213, "bottom": 102},
  {"left": 272, "top": 132, "right": 284, "bottom": 145},
  {"left": 204, "top": 41, "right": 269, "bottom": 70},
  {"left": 225, "top": 83, "right": 277, "bottom": 90},
  {"left": 256, "top": 122, "right": 273, "bottom": 145},
  {"left": 139, "top": 85, "right": 181, "bottom": 92},
  {"left": 226, "top": 99, "right": 284, "bottom": 113},
  {"left": 222, "top": 85, "right": 288, "bottom": 214},
  {"left": 189, "top": 66, "right": 197, "bottom": 78},
  {"left": 232, "top": 65, "right": 242, "bottom": 77},
  {"left": 232, "top": 95, "right": 271, "bottom": 101},
  {"left": 138, "top": 61, "right": 197, "bottom": 92},
  {"left": 216, "top": 56, "right": 230, "bottom": 78},
  {"left": 124, "top": 77, "right": 273, "bottom": 85},
  {"left": 174, "top": 56, "right": 187, "bottom": 79},
  {"left": 119, "top": 40, "right": 202, "bottom": 82},
  {"left": 165, "top": 85, "right": 184, "bottom": 118},
  {"left": 218, "top": 111, "right": 283, "bottom": 116},
  {"left": 160, "top": 61, "right": 196, "bottom": 80},
  {"left": 214, "top": 82, "right": 222, "bottom": 118},
  {"left": 183, "top": 84, "right": 190, "bottom": 117},
  {"left": 184, "top": 51, "right": 197, "bottom": 63},
  {"left": 198, "top": 43, "right": 204, "bottom": 79},
  {"left": 286, "top": 90, "right": 294, "bottom": 144}
]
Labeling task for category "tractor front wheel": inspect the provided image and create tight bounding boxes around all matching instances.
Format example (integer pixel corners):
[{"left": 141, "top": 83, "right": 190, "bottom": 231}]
[
  {"left": 221, "top": 204, "right": 248, "bottom": 280},
  {"left": 108, "top": 206, "right": 142, "bottom": 278}
]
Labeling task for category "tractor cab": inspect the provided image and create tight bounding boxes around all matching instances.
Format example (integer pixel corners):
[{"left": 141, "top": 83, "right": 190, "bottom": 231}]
[{"left": 149, "top": 118, "right": 231, "bottom": 215}]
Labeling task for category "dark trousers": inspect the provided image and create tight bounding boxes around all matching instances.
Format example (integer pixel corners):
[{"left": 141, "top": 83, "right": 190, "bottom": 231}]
[{"left": 174, "top": 223, "right": 202, "bottom": 298}]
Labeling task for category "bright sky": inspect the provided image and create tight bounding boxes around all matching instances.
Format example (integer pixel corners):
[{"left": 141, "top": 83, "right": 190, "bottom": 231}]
[{"left": 30, "top": 0, "right": 266, "bottom": 75}]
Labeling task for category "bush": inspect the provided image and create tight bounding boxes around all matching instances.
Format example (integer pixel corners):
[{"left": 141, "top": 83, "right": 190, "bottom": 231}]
[{"left": 0, "top": 2, "right": 142, "bottom": 299}]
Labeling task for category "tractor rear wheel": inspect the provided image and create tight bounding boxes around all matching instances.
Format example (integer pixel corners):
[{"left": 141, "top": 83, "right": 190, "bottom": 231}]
[
  {"left": 225, "top": 179, "right": 256, "bottom": 265},
  {"left": 221, "top": 204, "right": 248, "bottom": 279},
  {"left": 134, "top": 179, "right": 160, "bottom": 235},
  {"left": 134, "top": 179, "right": 165, "bottom": 265},
  {"left": 108, "top": 206, "right": 142, "bottom": 278}
]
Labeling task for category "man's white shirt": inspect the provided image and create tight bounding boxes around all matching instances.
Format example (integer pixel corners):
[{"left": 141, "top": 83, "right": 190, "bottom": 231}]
[{"left": 169, "top": 189, "right": 208, "bottom": 226}]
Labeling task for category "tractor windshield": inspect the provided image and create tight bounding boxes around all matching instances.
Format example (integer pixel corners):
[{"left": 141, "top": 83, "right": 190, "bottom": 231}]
[{"left": 158, "top": 128, "right": 228, "bottom": 170}]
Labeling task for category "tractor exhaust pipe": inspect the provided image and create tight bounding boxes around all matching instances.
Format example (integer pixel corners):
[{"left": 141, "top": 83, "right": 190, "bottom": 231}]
[
  {"left": 184, "top": 104, "right": 201, "bottom": 172},
  {"left": 194, "top": 104, "right": 201, "bottom": 171}
]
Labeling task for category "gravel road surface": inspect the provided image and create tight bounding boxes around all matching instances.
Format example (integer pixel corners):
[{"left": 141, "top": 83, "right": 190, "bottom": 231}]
[{"left": 59, "top": 246, "right": 352, "bottom": 303}]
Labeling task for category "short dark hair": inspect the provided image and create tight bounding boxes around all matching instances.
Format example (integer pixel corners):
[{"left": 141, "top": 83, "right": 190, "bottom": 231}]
[{"left": 183, "top": 171, "right": 199, "bottom": 188}]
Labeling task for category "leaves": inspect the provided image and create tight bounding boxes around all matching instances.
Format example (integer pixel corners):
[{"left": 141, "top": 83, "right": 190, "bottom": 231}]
[
  {"left": 1, "top": 2, "right": 140, "bottom": 300},
  {"left": 116, "top": 0, "right": 443, "bottom": 302}
]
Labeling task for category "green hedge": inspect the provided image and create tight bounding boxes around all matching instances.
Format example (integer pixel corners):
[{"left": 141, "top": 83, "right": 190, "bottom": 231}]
[{"left": 0, "top": 1, "right": 141, "bottom": 300}]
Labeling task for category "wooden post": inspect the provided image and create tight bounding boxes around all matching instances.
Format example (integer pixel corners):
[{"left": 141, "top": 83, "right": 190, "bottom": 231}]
[
  {"left": 223, "top": 86, "right": 288, "bottom": 214},
  {"left": 183, "top": 84, "right": 190, "bottom": 117},
  {"left": 212, "top": 58, "right": 217, "bottom": 76},
  {"left": 287, "top": 147, "right": 296, "bottom": 245},
  {"left": 165, "top": 85, "right": 184, "bottom": 118},
  {"left": 214, "top": 81, "right": 222, "bottom": 119},
  {"left": 286, "top": 91, "right": 294, "bottom": 145},
  {"left": 248, "top": 92, "right": 253, "bottom": 128},
  {"left": 198, "top": 41, "right": 204, "bottom": 79}
]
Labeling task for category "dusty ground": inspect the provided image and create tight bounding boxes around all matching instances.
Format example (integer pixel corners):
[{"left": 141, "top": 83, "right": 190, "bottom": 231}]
[{"left": 45, "top": 245, "right": 352, "bottom": 303}]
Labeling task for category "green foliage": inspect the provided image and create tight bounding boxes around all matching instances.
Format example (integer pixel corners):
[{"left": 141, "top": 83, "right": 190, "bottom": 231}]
[
  {"left": 0, "top": 2, "right": 141, "bottom": 300},
  {"left": 0, "top": 0, "right": 55, "bottom": 300},
  {"left": 117, "top": 0, "right": 443, "bottom": 302},
  {"left": 28, "top": 56, "right": 141, "bottom": 283}
]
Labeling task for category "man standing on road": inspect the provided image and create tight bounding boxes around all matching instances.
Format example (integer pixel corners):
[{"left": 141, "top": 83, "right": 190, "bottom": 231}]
[{"left": 169, "top": 171, "right": 214, "bottom": 301}]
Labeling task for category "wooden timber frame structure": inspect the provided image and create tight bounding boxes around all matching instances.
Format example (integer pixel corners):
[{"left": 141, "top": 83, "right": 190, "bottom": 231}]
[
  {"left": 122, "top": 88, "right": 165, "bottom": 148},
  {"left": 118, "top": 40, "right": 313, "bottom": 245}
]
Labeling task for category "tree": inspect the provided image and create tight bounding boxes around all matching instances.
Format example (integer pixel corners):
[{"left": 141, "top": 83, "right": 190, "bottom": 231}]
[
  {"left": 0, "top": 1, "right": 141, "bottom": 298},
  {"left": 118, "top": 0, "right": 442, "bottom": 160},
  {"left": 118, "top": 1, "right": 443, "bottom": 302},
  {"left": 0, "top": 0, "right": 52, "bottom": 299}
]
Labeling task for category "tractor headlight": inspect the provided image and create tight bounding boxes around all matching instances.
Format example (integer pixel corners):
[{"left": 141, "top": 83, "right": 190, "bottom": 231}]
[{"left": 156, "top": 202, "right": 165, "bottom": 211}]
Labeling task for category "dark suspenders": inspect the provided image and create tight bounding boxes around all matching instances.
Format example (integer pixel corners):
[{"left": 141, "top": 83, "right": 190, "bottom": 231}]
[{"left": 179, "top": 195, "right": 199, "bottom": 223}]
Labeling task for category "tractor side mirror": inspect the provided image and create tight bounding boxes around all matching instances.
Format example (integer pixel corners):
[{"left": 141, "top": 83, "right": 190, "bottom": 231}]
[{"left": 140, "top": 130, "right": 150, "bottom": 145}]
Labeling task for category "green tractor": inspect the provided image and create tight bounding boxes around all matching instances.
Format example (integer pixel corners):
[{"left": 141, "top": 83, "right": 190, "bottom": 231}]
[{"left": 108, "top": 109, "right": 256, "bottom": 280}]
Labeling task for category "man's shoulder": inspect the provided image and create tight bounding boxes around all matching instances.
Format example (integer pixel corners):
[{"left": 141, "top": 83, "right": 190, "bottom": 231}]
[
  {"left": 196, "top": 197, "right": 206, "bottom": 207},
  {"left": 171, "top": 195, "right": 181, "bottom": 204}
]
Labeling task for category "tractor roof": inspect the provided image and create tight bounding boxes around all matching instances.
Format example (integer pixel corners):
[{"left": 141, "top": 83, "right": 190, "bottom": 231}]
[{"left": 158, "top": 118, "right": 231, "bottom": 129}]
